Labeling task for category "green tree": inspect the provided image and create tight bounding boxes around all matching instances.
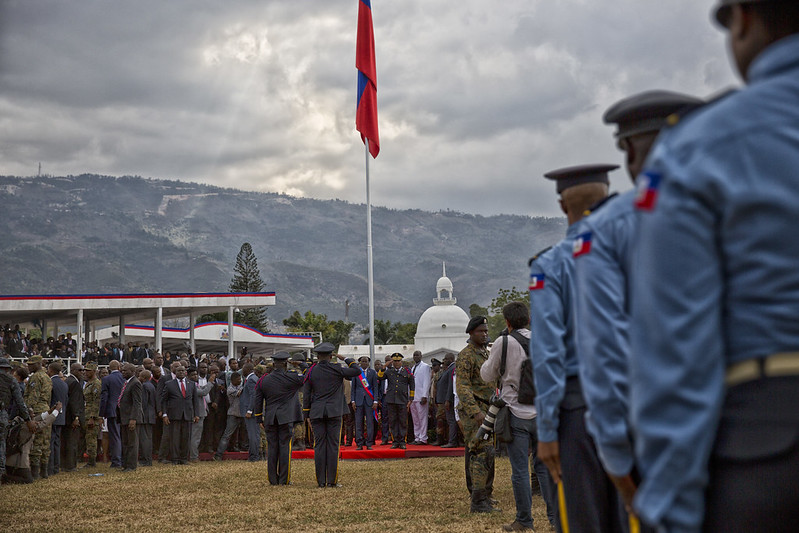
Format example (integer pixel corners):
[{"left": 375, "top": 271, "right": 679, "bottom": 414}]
[
  {"left": 229, "top": 242, "right": 268, "bottom": 331},
  {"left": 360, "top": 320, "right": 417, "bottom": 345},
  {"left": 471, "top": 287, "right": 530, "bottom": 340},
  {"left": 283, "top": 310, "right": 355, "bottom": 349}
]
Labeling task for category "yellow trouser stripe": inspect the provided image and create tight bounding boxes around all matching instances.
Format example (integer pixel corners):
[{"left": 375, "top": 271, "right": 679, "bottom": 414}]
[
  {"left": 629, "top": 514, "right": 640, "bottom": 533},
  {"left": 287, "top": 436, "right": 292, "bottom": 484},
  {"left": 334, "top": 419, "right": 343, "bottom": 484},
  {"left": 558, "top": 482, "right": 570, "bottom": 533}
]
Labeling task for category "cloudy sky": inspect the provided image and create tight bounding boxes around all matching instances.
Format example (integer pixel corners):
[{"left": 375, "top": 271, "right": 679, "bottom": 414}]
[{"left": 0, "top": 0, "right": 739, "bottom": 217}]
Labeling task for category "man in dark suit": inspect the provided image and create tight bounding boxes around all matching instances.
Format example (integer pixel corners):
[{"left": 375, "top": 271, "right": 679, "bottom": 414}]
[
  {"left": 61, "top": 362, "right": 85, "bottom": 471},
  {"left": 99, "top": 359, "right": 125, "bottom": 468},
  {"left": 138, "top": 369, "right": 157, "bottom": 466},
  {"left": 251, "top": 351, "right": 305, "bottom": 484},
  {"left": 240, "top": 362, "right": 261, "bottom": 462},
  {"left": 436, "top": 354, "right": 459, "bottom": 448},
  {"left": 350, "top": 356, "right": 379, "bottom": 450},
  {"left": 160, "top": 364, "right": 199, "bottom": 465},
  {"left": 155, "top": 362, "right": 177, "bottom": 463},
  {"left": 117, "top": 363, "right": 143, "bottom": 472},
  {"left": 48, "top": 361, "right": 68, "bottom": 475},
  {"left": 302, "top": 342, "right": 361, "bottom": 487}
]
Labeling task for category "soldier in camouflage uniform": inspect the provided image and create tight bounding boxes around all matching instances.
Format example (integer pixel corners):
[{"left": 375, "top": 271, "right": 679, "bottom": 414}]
[
  {"left": 455, "top": 316, "right": 499, "bottom": 513},
  {"left": 24, "top": 354, "right": 53, "bottom": 480},
  {"left": 82, "top": 362, "right": 102, "bottom": 467}
]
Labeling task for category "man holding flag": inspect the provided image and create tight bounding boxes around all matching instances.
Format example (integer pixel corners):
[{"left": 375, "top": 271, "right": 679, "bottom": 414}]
[{"left": 350, "top": 356, "right": 379, "bottom": 450}]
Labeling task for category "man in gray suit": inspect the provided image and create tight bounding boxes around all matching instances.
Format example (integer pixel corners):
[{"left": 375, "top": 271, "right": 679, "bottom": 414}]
[
  {"left": 240, "top": 363, "right": 261, "bottom": 462},
  {"left": 251, "top": 351, "right": 305, "bottom": 484},
  {"left": 188, "top": 365, "right": 216, "bottom": 462},
  {"left": 160, "top": 365, "right": 199, "bottom": 465},
  {"left": 137, "top": 369, "right": 156, "bottom": 466},
  {"left": 302, "top": 343, "right": 361, "bottom": 487},
  {"left": 117, "top": 363, "right": 143, "bottom": 472}
]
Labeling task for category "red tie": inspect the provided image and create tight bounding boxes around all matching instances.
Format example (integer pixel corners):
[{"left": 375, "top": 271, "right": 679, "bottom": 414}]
[
  {"left": 180, "top": 380, "right": 186, "bottom": 398},
  {"left": 117, "top": 381, "right": 127, "bottom": 407}
]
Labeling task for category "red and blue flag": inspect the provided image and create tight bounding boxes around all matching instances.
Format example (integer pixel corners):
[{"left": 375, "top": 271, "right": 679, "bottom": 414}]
[
  {"left": 356, "top": 0, "right": 380, "bottom": 158},
  {"left": 573, "top": 232, "right": 592, "bottom": 257},
  {"left": 634, "top": 171, "right": 661, "bottom": 211},
  {"left": 529, "top": 273, "right": 546, "bottom": 291}
]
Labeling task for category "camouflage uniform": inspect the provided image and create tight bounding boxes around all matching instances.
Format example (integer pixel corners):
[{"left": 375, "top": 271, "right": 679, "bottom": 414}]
[
  {"left": 83, "top": 373, "right": 102, "bottom": 465},
  {"left": 24, "top": 366, "right": 53, "bottom": 473},
  {"left": 455, "top": 341, "right": 495, "bottom": 493}
]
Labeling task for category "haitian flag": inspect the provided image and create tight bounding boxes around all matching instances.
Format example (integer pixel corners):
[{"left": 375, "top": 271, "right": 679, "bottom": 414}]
[
  {"left": 573, "top": 232, "right": 592, "bottom": 257},
  {"left": 356, "top": 0, "right": 380, "bottom": 158},
  {"left": 634, "top": 171, "right": 661, "bottom": 211},
  {"left": 529, "top": 273, "right": 546, "bottom": 291}
]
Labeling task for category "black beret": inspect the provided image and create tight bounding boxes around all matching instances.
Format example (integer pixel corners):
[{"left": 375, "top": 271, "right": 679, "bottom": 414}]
[
  {"left": 313, "top": 342, "right": 336, "bottom": 354},
  {"left": 431, "top": 358, "right": 442, "bottom": 366},
  {"left": 603, "top": 90, "right": 704, "bottom": 139},
  {"left": 466, "top": 315, "right": 488, "bottom": 333},
  {"left": 544, "top": 164, "right": 619, "bottom": 194}
]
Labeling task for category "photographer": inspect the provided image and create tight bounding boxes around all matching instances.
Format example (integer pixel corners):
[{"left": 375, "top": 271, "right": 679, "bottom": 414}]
[{"left": 481, "top": 301, "right": 556, "bottom": 532}]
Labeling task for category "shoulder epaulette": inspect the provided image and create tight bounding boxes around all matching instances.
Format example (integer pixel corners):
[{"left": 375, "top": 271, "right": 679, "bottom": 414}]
[
  {"left": 528, "top": 246, "right": 553, "bottom": 267},
  {"left": 666, "top": 89, "right": 735, "bottom": 128},
  {"left": 585, "top": 192, "right": 619, "bottom": 216}
]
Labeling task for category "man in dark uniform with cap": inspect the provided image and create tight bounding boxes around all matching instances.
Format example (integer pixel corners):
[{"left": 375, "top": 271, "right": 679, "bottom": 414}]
[
  {"left": 302, "top": 342, "right": 361, "bottom": 487},
  {"left": 572, "top": 91, "right": 702, "bottom": 533},
  {"left": 253, "top": 351, "right": 305, "bottom": 485},
  {"left": 530, "top": 164, "right": 625, "bottom": 531},
  {"left": 377, "top": 353, "right": 415, "bottom": 450},
  {"left": 629, "top": 2, "right": 799, "bottom": 531}
]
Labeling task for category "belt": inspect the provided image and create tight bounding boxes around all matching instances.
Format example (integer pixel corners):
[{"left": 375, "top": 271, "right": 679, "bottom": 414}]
[{"left": 726, "top": 352, "right": 799, "bottom": 387}]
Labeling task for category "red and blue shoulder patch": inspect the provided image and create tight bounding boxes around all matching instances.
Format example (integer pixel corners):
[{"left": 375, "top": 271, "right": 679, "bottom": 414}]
[
  {"left": 572, "top": 232, "right": 592, "bottom": 257},
  {"left": 634, "top": 171, "right": 661, "bottom": 211}
]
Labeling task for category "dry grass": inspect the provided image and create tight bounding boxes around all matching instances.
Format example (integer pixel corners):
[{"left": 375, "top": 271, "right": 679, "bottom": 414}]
[{"left": 1, "top": 456, "right": 552, "bottom": 532}]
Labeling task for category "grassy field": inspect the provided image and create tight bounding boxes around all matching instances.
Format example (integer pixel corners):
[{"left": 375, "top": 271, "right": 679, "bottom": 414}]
[{"left": 1, "top": 456, "right": 551, "bottom": 532}]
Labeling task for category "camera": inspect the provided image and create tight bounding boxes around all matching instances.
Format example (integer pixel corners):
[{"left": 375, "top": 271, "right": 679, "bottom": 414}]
[{"left": 475, "top": 395, "right": 506, "bottom": 441}]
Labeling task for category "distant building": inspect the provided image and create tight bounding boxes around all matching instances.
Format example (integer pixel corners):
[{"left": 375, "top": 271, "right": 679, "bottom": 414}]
[{"left": 339, "top": 263, "right": 470, "bottom": 365}]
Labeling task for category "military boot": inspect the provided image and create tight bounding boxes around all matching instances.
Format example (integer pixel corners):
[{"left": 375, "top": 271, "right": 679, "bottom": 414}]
[
  {"left": 31, "top": 459, "right": 40, "bottom": 481},
  {"left": 470, "top": 489, "right": 501, "bottom": 513},
  {"left": 40, "top": 463, "right": 49, "bottom": 479}
]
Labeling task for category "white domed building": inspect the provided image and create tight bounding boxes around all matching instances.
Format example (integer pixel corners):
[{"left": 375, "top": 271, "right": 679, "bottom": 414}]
[{"left": 414, "top": 263, "right": 470, "bottom": 363}]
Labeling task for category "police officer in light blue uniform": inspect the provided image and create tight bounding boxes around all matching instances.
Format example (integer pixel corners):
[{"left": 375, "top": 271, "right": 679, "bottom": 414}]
[
  {"left": 529, "top": 164, "right": 625, "bottom": 533},
  {"left": 629, "top": 1, "right": 799, "bottom": 531},
  {"left": 572, "top": 91, "right": 703, "bottom": 530}
]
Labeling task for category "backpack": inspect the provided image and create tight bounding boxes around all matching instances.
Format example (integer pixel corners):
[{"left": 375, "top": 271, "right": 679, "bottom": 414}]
[{"left": 499, "top": 329, "right": 536, "bottom": 405}]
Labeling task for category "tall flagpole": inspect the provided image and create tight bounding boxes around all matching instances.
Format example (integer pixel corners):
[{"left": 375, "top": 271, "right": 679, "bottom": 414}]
[{"left": 365, "top": 139, "right": 375, "bottom": 362}]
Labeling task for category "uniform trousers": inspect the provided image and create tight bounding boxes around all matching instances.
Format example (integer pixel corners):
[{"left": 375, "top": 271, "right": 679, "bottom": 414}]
[
  {"left": 121, "top": 422, "right": 139, "bottom": 470},
  {"left": 265, "top": 422, "right": 293, "bottom": 484},
  {"left": 410, "top": 401, "right": 429, "bottom": 443},
  {"left": 354, "top": 403, "right": 376, "bottom": 446},
  {"left": 137, "top": 423, "right": 153, "bottom": 465},
  {"left": 703, "top": 376, "right": 799, "bottom": 533},
  {"left": 310, "top": 416, "right": 342, "bottom": 486},
  {"left": 386, "top": 403, "right": 407, "bottom": 444},
  {"left": 461, "top": 408, "right": 494, "bottom": 494},
  {"left": 29, "top": 416, "right": 51, "bottom": 468},
  {"left": 557, "top": 383, "right": 625, "bottom": 533},
  {"left": 84, "top": 422, "right": 99, "bottom": 462}
]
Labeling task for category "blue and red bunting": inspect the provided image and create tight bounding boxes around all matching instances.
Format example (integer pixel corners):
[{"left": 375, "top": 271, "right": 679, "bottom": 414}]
[
  {"left": 573, "top": 232, "right": 592, "bottom": 257},
  {"left": 529, "top": 273, "right": 546, "bottom": 291},
  {"left": 356, "top": 0, "right": 380, "bottom": 158},
  {"left": 634, "top": 171, "right": 661, "bottom": 211}
]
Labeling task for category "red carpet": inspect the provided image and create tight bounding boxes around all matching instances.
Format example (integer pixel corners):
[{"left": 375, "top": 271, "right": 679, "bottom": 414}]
[{"left": 199, "top": 443, "right": 464, "bottom": 461}]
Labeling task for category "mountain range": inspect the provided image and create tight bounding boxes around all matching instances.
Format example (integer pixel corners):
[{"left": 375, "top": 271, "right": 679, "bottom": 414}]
[{"left": 0, "top": 174, "right": 567, "bottom": 326}]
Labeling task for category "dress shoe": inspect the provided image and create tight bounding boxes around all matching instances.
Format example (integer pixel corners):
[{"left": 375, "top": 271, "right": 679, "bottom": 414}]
[
  {"left": 399, "top": 443, "right": 406, "bottom": 450},
  {"left": 121, "top": 468, "right": 136, "bottom": 473},
  {"left": 366, "top": 446, "right": 373, "bottom": 450},
  {"left": 356, "top": 445, "right": 363, "bottom": 450},
  {"left": 159, "top": 459, "right": 172, "bottom": 464},
  {"left": 440, "top": 443, "right": 456, "bottom": 448},
  {"left": 390, "top": 443, "right": 400, "bottom": 449},
  {"left": 63, "top": 468, "right": 77, "bottom": 473},
  {"left": 503, "top": 520, "right": 534, "bottom": 531},
  {"left": 212, "top": 454, "right": 223, "bottom": 461},
  {"left": 417, "top": 441, "right": 428, "bottom": 445},
  {"left": 327, "top": 483, "right": 342, "bottom": 488}
]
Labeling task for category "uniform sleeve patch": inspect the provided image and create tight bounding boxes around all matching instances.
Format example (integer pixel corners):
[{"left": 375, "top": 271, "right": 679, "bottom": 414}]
[
  {"left": 573, "top": 232, "right": 592, "bottom": 257},
  {"left": 529, "top": 273, "right": 546, "bottom": 291},
  {"left": 634, "top": 171, "right": 661, "bottom": 211}
]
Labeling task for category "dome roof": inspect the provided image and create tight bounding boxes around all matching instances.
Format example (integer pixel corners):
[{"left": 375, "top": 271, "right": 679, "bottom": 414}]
[
  {"left": 415, "top": 304, "right": 469, "bottom": 339},
  {"left": 436, "top": 275, "right": 453, "bottom": 294}
]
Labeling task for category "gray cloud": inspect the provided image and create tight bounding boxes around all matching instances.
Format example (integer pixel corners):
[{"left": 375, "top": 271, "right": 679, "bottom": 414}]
[{"left": 0, "top": 0, "right": 739, "bottom": 217}]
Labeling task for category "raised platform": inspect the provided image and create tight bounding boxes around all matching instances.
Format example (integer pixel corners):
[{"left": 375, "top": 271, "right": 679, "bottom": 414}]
[{"left": 201, "top": 442, "right": 464, "bottom": 461}]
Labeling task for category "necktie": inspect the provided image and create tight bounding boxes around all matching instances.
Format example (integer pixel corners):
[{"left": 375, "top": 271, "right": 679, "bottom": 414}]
[
  {"left": 180, "top": 380, "right": 186, "bottom": 398},
  {"left": 117, "top": 380, "right": 127, "bottom": 407},
  {"left": 412, "top": 364, "right": 418, "bottom": 375}
]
